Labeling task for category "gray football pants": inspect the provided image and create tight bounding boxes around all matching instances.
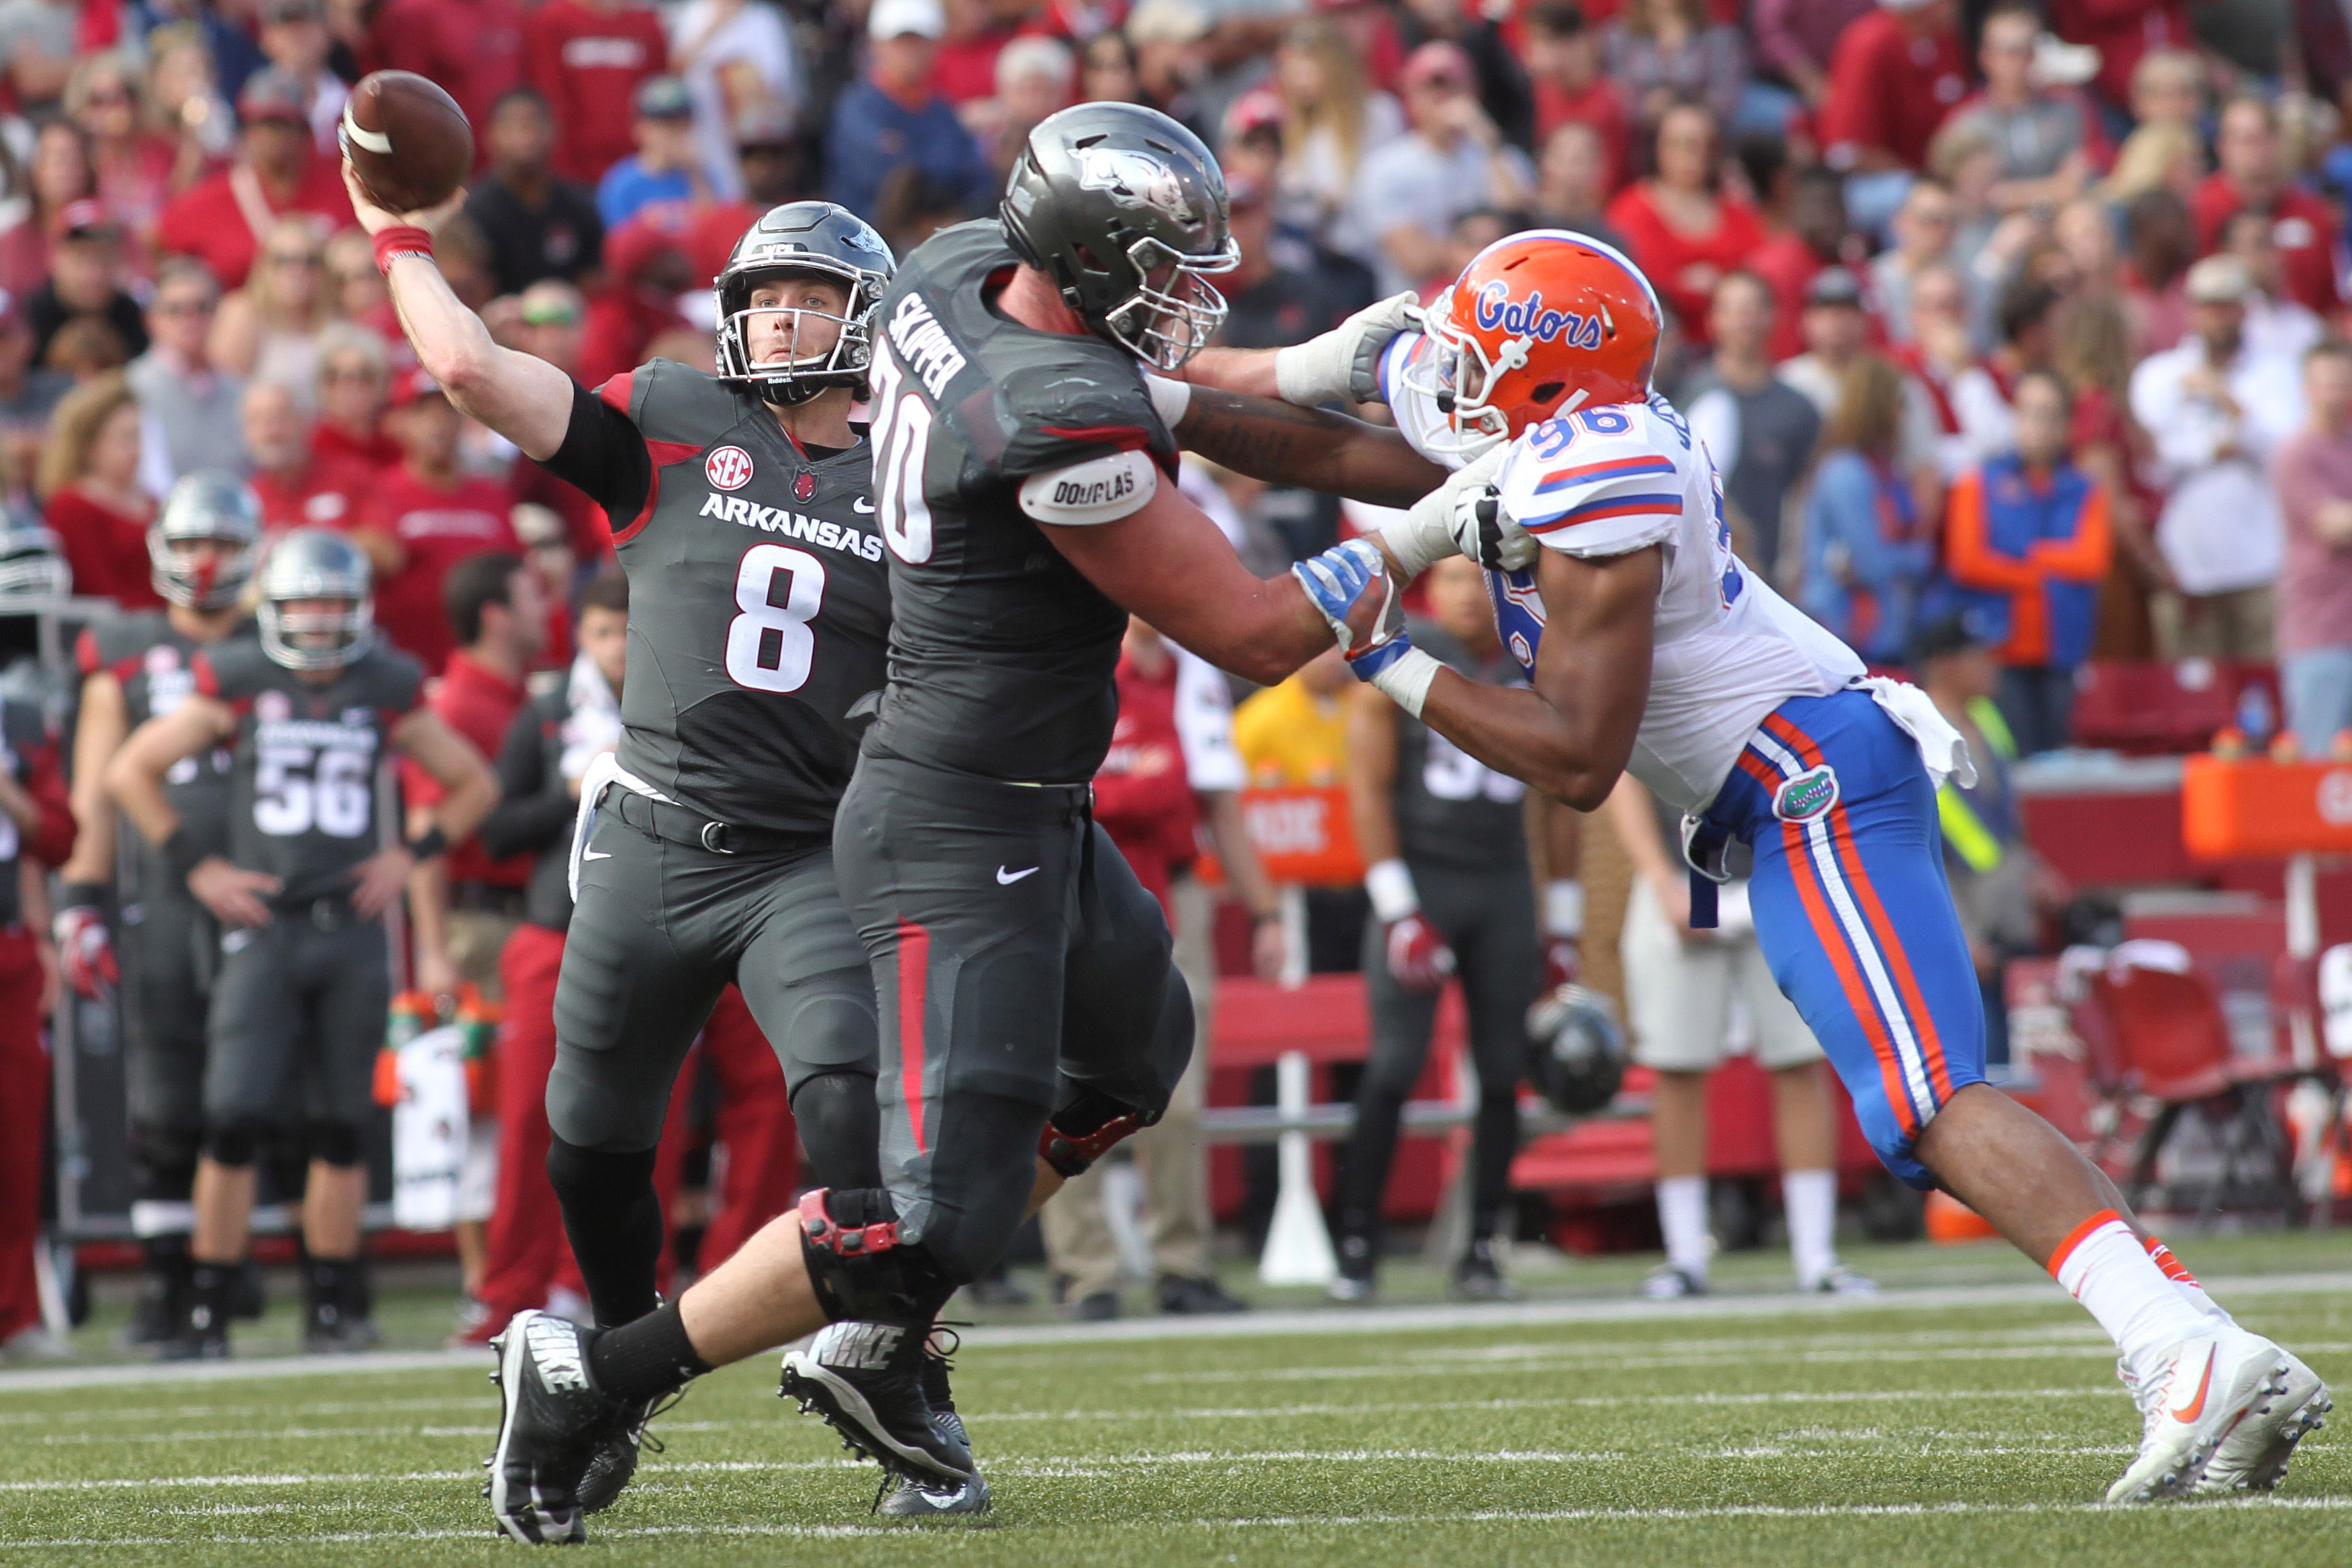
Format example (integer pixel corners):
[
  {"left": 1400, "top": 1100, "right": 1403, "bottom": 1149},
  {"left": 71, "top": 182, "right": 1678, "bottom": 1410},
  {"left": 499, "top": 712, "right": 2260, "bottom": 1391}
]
[
  {"left": 546, "top": 811, "right": 879, "bottom": 1155},
  {"left": 833, "top": 753, "right": 1194, "bottom": 1286}
]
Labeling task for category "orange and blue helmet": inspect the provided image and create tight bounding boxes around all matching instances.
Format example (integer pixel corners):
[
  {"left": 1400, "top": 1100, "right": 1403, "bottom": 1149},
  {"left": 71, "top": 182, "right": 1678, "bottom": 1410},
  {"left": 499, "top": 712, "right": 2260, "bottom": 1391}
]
[{"left": 1404, "top": 229, "right": 1663, "bottom": 460}]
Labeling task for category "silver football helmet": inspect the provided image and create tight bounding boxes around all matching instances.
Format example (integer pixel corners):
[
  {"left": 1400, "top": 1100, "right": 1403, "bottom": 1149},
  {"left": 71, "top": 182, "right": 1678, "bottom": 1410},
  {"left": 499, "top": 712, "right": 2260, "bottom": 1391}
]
[
  {"left": 149, "top": 472, "right": 262, "bottom": 610},
  {"left": 255, "top": 528, "right": 373, "bottom": 671}
]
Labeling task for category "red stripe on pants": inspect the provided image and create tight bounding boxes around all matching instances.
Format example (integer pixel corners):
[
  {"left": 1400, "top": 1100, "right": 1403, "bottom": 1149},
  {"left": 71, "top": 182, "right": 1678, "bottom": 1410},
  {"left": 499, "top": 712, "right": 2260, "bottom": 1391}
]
[
  {"left": 0, "top": 929, "right": 49, "bottom": 1342},
  {"left": 478, "top": 923, "right": 576, "bottom": 1326},
  {"left": 694, "top": 985, "right": 798, "bottom": 1273},
  {"left": 897, "top": 920, "right": 930, "bottom": 1155}
]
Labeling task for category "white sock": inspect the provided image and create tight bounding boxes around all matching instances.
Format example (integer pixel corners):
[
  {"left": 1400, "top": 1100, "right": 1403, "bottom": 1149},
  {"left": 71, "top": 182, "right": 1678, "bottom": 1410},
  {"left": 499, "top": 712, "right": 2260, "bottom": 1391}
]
[
  {"left": 2050, "top": 1212, "right": 2214, "bottom": 1380},
  {"left": 1656, "top": 1175, "right": 1709, "bottom": 1279},
  {"left": 2143, "top": 1235, "right": 2233, "bottom": 1328},
  {"left": 1783, "top": 1168, "right": 1837, "bottom": 1289}
]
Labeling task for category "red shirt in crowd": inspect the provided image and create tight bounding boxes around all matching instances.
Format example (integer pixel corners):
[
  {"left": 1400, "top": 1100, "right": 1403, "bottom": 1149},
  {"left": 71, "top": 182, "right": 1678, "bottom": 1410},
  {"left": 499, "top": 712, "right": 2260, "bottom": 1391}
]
[
  {"left": 2047, "top": 0, "right": 2191, "bottom": 113},
  {"left": 1533, "top": 77, "right": 1633, "bottom": 194},
  {"left": 2190, "top": 175, "right": 2343, "bottom": 317},
  {"left": 402, "top": 649, "right": 532, "bottom": 888},
  {"left": 252, "top": 452, "right": 381, "bottom": 537},
  {"left": 1817, "top": 8, "right": 1970, "bottom": 172},
  {"left": 46, "top": 487, "right": 160, "bottom": 611},
  {"left": 364, "top": 0, "right": 524, "bottom": 141},
  {"left": 1089, "top": 652, "right": 1197, "bottom": 920},
  {"left": 1747, "top": 230, "right": 1826, "bottom": 361},
  {"left": 524, "top": 0, "right": 670, "bottom": 186},
  {"left": 1602, "top": 183, "right": 1768, "bottom": 347},
  {"left": 154, "top": 154, "right": 355, "bottom": 291},
  {"left": 510, "top": 458, "right": 611, "bottom": 565},
  {"left": 355, "top": 466, "right": 521, "bottom": 674},
  {"left": 313, "top": 419, "right": 402, "bottom": 474}
]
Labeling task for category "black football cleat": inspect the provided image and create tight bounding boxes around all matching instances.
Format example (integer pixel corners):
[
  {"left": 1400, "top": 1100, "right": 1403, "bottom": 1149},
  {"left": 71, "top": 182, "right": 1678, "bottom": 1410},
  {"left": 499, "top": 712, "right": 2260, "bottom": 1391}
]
[
  {"left": 485, "top": 1310, "right": 630, "bottom": 1545},
  {"left": 574, "top": 1388, "right": 685, "bottom": 1515},
  {"left": 780, "top": 1321, "right": 975, "bottom": 1491},
  {"left": 879, "top": 1333, "right": 991, "bottom": 1517}
]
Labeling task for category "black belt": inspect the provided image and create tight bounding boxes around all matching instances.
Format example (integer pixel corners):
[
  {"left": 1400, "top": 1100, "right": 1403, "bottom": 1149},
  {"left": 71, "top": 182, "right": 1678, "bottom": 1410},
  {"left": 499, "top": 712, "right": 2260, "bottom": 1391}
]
[
  {"left": 271, "top": 892, "right": 364, "bottom": 931},
  {"left": 450, "top": 882, "right": 528, "bottom": 916},
  {"left": 609, "top": 787, "right": 826, "bottom": 858}
]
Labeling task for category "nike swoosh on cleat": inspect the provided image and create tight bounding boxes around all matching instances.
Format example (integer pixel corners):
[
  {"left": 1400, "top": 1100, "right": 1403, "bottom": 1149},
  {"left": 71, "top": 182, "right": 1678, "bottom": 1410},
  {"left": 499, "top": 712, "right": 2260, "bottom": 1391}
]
[
  {"left": 996, "top": 866, "right": 1039, "bottom": 885},
  {"left": 2172, "top": 1347, "right": 2218, "bottom": 1423}
]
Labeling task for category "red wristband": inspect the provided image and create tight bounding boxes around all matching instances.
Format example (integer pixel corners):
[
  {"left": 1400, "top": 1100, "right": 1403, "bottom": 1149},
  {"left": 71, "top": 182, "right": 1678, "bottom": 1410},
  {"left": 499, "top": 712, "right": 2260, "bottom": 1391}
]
[{"left": 373, "top": 225, "right": 434, "bottom": 275}]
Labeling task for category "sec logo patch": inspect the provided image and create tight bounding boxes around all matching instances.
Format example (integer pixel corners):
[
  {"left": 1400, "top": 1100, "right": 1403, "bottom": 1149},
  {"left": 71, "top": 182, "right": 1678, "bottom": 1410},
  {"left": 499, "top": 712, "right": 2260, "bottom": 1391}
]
[{"left": 706, "top": 446, "right": 754, "bottom": 491}]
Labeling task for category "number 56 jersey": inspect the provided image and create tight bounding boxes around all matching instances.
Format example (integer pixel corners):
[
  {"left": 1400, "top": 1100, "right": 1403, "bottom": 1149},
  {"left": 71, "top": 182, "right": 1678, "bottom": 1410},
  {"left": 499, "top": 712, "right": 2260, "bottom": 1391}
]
[
  {"left": 1378, "top": 330, "right": 1863, "bottom": 813},
  {"left": 195, "top": 637, "right": 426, "bottom": 907}
]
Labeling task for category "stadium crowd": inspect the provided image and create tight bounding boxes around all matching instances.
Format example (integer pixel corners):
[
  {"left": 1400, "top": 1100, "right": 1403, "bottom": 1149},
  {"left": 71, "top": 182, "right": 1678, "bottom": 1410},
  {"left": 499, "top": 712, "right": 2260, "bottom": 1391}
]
[{"left": 3, "top": 0, "right": 2351, "bottom": 1356}]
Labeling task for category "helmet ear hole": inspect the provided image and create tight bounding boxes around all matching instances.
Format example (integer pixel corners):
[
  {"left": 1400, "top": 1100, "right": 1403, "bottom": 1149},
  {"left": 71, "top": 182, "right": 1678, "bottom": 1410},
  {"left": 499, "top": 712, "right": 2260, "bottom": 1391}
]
[{"left": 1532, "top": 381, "right": 1565, "bottom": 406}]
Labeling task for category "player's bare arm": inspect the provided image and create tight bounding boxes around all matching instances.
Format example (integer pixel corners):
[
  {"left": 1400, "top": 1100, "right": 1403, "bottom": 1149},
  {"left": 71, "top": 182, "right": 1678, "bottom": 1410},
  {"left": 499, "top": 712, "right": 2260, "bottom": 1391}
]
[
  {"left": 106, "top": 696, "right": 281, "bottom": 927},
  {"left": 60, "top": 669, "right": 125, "bottom": 887},
  {"left": 1168, "top": 384, "right": 1447, "bottom": 510},
  {"left": 358, "top": 709, "right": 493, "bottom": 921},
  {"left": 1409, "top": 546, "right": 1662, "bottom": 811},
  {"left": 1038, "top": 483, "right": 1347, "bottom": 686},
  {"left": 1178, "top": 289, "right": 1419, "bottom": 406},
  {"left": 343, "top": 164, "right": 574, "bottom": 460}
]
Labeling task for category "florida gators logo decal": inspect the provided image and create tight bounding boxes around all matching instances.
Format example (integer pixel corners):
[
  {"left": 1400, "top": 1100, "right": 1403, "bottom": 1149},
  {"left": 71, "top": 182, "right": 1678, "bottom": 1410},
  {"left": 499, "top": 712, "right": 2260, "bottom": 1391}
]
[
  {"left": 1772, "top": 764, "right": 1839, "bottom": 823},
  {"left": 1473, "top": 282, "right": 1605, "bottom": 348}
]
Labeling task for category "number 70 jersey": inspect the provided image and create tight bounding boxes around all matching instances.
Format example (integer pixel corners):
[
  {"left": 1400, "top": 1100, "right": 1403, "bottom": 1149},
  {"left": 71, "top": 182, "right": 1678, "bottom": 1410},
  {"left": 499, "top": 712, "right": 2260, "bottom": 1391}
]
[
  {"left": 195, "top": 637, "right": 426, "bottom": 907},
  {"left": 1379, "top": 331, "right": 1864, "bottom": 813}
]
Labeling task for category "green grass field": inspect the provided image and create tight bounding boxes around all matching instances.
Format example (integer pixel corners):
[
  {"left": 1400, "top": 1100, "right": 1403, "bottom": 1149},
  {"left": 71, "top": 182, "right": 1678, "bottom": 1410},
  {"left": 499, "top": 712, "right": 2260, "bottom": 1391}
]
[{"left": 6, "top": 1232, "right": 2351, "bottom": 1566}]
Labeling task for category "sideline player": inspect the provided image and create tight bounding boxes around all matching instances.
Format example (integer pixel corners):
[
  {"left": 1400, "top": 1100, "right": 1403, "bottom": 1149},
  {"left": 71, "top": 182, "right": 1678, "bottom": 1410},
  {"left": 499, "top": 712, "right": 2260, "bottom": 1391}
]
[
  {"left": 344, "top": 171, "right": 1003, "bottom": 1524},
  {"left": 1234, "top": 229, "right": 2333, "bottom": 1503},
  {"left": 55, "top": 475, "right": 261, "bottom": 1355},
  {"left": 108, "top": 530, "right": 497, "bottom": 1356},
  {"left": 472, "top": 101, "right": 1447, "bottom": 1540}
]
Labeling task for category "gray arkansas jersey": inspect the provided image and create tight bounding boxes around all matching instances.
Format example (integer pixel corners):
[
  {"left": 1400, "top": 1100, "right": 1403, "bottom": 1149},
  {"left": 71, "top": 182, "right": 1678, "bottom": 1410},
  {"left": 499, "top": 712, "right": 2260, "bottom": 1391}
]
[
  {"left": 596, "top": 359, "right": 892, "bottom": 837},
  {"left": 197, "top": 637, "right": 424, "bottom": 907},
  {"left": 862, "top": 220, "right": 1181, "bottom": 785},
  {"left": 1388, "top": 621, "right": 1528, "bottom": 876},
  {"left": 78, "top": 611, "right": 248, "bottom": 878}
]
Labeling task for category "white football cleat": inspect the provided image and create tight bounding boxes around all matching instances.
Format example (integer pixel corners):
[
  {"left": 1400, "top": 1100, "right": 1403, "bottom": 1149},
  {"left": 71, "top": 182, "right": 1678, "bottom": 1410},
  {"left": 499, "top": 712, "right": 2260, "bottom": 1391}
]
[
  {"left": 2196, "top": 1347, "right": 2331, "bottom": 1495},
  {"left": 2106, "top": 1327, "right": 2291, "bottom": 1504}
]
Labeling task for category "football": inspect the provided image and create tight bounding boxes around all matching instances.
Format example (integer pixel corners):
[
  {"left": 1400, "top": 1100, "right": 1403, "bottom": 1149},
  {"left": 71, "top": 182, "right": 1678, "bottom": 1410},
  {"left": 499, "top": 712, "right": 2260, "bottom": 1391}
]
[{"left": 339, "top": 71, "right": 472, "bottom": 215}]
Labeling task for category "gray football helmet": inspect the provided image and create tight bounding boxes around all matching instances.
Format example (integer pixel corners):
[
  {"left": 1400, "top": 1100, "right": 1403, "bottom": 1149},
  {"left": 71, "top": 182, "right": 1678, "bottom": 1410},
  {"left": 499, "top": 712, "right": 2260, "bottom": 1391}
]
[
  {"left": 149, "top": 472, "right": 262, "bottom": 610},
  {"left": 999, "top": 102, "right": 1238, "bottom": 371},
  {"left": 1526, "top": 983, "right": 1628, "bottom": 1116},
  {"left": 713, "top": 201, "right": 896, "bottom": 407},
  {"left": 256, "top": 528, "right": 373, "bottom": 672},
  {"left": 0, "top": 518, "right": 67, "bottom": 603}
]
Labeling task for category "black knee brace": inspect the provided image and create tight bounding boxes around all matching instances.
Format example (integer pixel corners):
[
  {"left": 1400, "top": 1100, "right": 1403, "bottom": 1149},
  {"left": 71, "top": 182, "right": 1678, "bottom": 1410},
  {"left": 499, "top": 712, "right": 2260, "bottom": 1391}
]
[
  {"left": 130, "top": 1120, "right": 204, "bottom": 1200},
  {"left": 546, "top": 1136, "right": 658, "bottom": 1208},
  {"left": 789, "top": 1070, "right": 881, "bottom": 1191},
  {"left": 308, "top": 1119, "right": 365, "bottom": 1168},
  {"left": 1038, "top": 1085, "right": 1162, "bottom": 1178},
  {"left": 203, "top": 1117, "right": 273, "bottom": 1168},
  {"left": 796, "top": 1188, "right": 957, "bottom": 1323}
]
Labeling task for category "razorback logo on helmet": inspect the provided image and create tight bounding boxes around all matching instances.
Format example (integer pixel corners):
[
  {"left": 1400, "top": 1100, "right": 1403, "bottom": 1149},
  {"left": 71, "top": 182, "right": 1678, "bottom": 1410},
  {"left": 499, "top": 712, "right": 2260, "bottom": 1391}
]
[
  {"left": 1077, "top": 147, "right": 1197, "bottom": 228},
  {"left": 706, "top": 446, "right": 755, "bottom": 491},
  {"left": 1473, "top": 283, "right": 1605, "bottom": 350}
]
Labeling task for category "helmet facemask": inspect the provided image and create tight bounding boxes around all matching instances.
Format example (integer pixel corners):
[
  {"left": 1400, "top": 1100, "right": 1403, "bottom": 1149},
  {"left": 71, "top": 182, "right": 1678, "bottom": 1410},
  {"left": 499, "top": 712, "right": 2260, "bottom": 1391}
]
[
  {"left": 259, "top": 596, "right": 373, "bottom": 671},
  {"left": 150, "top": 532, "right": 257, "bottom": 610},
  {"left": 1095, "top": 232, "right": 1240, "bottom": 372},
  {"left": 1405, "top": 288, "right": 1589, "bottom": 463},
  {"left": 715, "top": 262, "right": 887, "bottom": 408}
]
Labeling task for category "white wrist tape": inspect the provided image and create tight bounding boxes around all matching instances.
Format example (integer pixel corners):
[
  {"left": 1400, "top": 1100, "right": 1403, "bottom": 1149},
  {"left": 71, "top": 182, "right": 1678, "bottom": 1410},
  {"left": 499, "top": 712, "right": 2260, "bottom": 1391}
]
[
  {"left": 1364, "top": 857, "right": 1419, "bottom": 922},
  {"left": 1544, "top": 879, "right": 1584, "bottom": 938},
  {"left": 1367, "top": 646, "right": 1442, "bottom": 719},
  {"left": 1376, "top": 494, "right": 1458, "bottom": 580},
  {"left": 1144, "top": 373, "right": 1192, "bottom": 431}
]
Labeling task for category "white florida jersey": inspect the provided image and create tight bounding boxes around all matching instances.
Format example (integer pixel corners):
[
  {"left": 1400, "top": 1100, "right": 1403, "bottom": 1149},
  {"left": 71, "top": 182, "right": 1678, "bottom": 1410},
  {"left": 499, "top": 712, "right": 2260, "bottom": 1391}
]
[{"left": 1377, "top": 330, "right": 1863, "bottom": 812}]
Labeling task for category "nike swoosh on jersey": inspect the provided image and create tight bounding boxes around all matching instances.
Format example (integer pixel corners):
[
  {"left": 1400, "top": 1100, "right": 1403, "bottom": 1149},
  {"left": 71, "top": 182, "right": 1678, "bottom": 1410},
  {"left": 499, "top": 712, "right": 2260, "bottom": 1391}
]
[
  {"left": 2171, "top": 1346, "right": 2218, "bottom": 1422},
  {"left": 583, "top": 849, "right": 613, "bottom": 861},
  {"left": 853, "top": 498, "right": 876, "bottom": 513},
  {"left": 996, "top": 866, "right": 1039, "bottom": 884}
]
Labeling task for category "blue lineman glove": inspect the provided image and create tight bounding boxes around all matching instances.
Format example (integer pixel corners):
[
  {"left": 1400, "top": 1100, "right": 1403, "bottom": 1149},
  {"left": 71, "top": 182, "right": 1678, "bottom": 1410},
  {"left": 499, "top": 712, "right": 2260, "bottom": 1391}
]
[{"left": 1291, "top": 538, "right": 1414, "bottom": 680}]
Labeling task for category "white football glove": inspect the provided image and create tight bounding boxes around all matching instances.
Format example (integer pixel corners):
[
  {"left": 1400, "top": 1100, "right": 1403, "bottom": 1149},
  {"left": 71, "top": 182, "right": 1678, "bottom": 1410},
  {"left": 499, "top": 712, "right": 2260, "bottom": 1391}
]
[
  {"left": 1273, "top": 290, "right": 1421, "bottom": 408},
  {"left": 1373, "top": 441, "right": 1523, "bottom": 576}
]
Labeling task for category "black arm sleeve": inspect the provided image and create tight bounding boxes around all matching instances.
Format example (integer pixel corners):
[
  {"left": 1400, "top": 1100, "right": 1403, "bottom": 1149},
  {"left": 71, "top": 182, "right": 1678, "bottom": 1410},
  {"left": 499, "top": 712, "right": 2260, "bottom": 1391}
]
[
  {"left": 476, "top": 702, "right": 574, "bottom": 860},
  {"left": 538, "top": 381, "right": 653, "bottom": 529}
]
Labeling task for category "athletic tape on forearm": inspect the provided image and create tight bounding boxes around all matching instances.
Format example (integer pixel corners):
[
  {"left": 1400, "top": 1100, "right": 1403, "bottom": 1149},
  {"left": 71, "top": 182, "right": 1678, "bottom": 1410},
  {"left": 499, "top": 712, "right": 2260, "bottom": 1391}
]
[
  {"left": 1367, "top": 645, "right": 1441, "bottom": 720},
  {"left": 1364, "top": 857, "right": 1419, "bottom": 921},
  {"left": 1375, "top": 497, "right": 1456, "bottom": 580},
  {"left": 1144, "top": 373, "right": 1191, "bottom": 430},
  {"left": 1545, "top": 879, "right": 1584, "bottom": 937}
]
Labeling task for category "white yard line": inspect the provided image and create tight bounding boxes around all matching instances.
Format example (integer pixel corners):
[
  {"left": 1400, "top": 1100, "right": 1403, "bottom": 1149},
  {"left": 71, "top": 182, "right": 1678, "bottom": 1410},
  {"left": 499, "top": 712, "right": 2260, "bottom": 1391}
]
[
  {"left": 4, "top": 1494, "right": 2349, "bottom": 1548},
  {"left": 4, "top": 1270, "right": 2342, "bottom": 1397}
]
